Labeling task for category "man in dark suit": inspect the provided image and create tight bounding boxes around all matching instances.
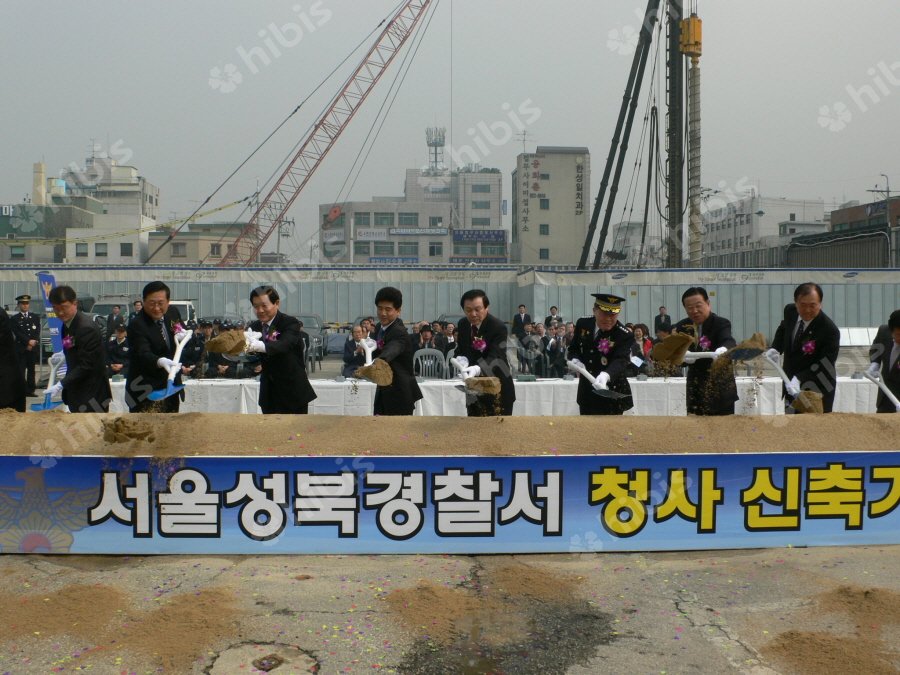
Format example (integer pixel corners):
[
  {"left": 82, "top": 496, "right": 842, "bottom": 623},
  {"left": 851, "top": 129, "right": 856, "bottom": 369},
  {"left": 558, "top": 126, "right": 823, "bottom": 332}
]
[
  {"left": 568, "top": 293, "right": 634, "bottom": 415},
  {"left": 674, "top": 287, "right": 738, "bottom": 416},
  {"left": 654, "top": 306, "right": 672, "bottom": 338},
  {"left": 245, "top": 286, "right": 317, "bottom": 414},
  {"left": 11, "top": 294, "right": 41, "bottom": 395},
  {"left": 106, "top": 305, "right": 126, "bottom": 338},
  {"left": 544, "top": 306, "right": 563, "bottom": 328},
  {"left": 866, "top": 309, "right": 900, "bottom": 413},
  {"left": 45, "top": 286, "right": 111, "bottom": 413},
  {"left": 106, "top": 324, "right": 130, "bottom": 378},
  {"left": 371, "top": 286, "right": 422, "bottom": 416},
  {"left": 342, "top": 324, "right": 367, "bottom": 378},
  {"left": 125, "top": 281, "right": 185, "bottom": 413},
  {"left": 511, "top": 304, "right": 532, "bottom": 373},
  {"left": 456, "top": 289, "right": 516, "bottom": 416},
  {"left": 0, "top": 307, "right": 26, "bottom": 412},
  {"left": 769, "top": 282, "right": 841, "bottom": 413}
]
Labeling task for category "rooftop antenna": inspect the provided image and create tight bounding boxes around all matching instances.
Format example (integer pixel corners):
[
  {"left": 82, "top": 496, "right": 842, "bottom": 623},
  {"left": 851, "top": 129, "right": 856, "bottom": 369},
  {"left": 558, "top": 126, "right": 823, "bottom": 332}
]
[
  {"left": 516, "top": 130, "right": 533, "bottom": 154},
  {"left": 425, "top": 127, "right": 446, "bottom": 173}
]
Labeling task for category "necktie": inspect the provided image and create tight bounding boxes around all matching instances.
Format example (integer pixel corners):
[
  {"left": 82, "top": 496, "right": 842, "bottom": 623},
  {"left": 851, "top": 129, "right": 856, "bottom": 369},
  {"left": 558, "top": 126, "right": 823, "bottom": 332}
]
[
  {"left": 891, "top": 343, "right": 900, "bottom": 370},
  {"left": 793, "top": 320, "right": 805, "bottom": 351},
  {"left": 158, "top": 319, "right": 171, "bottom": 350},
  {"left": 261, "top": 323, "right": 269, "bottom": 339}
]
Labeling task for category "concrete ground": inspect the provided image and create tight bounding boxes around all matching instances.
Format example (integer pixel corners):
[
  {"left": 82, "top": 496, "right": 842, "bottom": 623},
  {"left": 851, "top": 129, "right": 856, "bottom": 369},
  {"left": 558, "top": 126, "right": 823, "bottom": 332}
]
[{"left": 2, "top": 545, "right": 899, "bottom": 674}]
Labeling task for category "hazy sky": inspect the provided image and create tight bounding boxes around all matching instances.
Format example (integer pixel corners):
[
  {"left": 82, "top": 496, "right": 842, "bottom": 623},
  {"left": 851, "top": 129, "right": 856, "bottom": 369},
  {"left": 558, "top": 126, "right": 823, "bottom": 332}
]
[{"left": 3, "top": 1, "right": 898, "bottom": 262}]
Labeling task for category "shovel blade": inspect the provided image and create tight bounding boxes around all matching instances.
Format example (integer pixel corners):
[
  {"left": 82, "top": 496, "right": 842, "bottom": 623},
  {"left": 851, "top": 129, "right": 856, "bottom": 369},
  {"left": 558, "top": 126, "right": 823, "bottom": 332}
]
[
  {"left": 147, "top": 382, "right": 184, "bottom": 401},
  {"left": 30, "top": 394, "right": 63, "bottom": 412},
  {"left": 728, "top": 347, "right": 765, "bottom": 361},
  {"left": 592, "top": 388, "right": 628, "bottom": 400}
]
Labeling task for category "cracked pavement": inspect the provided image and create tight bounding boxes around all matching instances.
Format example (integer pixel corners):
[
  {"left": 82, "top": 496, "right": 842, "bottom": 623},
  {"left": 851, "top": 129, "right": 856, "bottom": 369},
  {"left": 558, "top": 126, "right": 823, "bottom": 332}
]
[{"left": 2, "top": 546, "right": 900, "bottom": 673}]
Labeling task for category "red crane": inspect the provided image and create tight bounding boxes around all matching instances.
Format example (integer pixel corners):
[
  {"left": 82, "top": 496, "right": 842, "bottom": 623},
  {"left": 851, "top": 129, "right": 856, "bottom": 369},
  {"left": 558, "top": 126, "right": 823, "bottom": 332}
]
[{"left": 218, "top": 0, "right": 432, "bottom": 266}]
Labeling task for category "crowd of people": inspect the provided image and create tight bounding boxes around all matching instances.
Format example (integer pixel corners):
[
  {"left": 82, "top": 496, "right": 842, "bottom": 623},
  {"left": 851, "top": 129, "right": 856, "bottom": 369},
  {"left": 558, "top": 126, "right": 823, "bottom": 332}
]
[{"left": 2, "top": 282, "right": 898, "bottom": 418}]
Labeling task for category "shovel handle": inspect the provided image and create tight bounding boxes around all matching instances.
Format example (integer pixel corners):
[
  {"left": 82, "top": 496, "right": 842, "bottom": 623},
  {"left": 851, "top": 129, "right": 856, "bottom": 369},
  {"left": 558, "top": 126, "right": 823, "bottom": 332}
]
[
  {"left": 166, "top": 330, "right": 193, "bottom": 382},
  {"left": 863, "top": 372, "right": 900, "bottom": 412}
]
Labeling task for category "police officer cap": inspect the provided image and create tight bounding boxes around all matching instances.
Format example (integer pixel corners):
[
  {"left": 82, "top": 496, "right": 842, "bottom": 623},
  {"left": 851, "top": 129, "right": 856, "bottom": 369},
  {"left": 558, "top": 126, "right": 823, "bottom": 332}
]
[
  {"left": 115, "top": 324, "right": 127, "bottom": 333},
  {"left": 591, "top": 293, "right": 626, "bottom": 314},
  {"left": 16, "top": 294, "right": 31, "bottom": 303}
]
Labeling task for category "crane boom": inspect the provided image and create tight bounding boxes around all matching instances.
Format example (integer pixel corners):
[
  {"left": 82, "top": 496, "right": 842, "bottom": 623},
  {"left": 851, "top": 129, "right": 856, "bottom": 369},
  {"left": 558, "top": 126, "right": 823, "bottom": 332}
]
[{"left": 218, "top": 0, "right": 432, "bottom": 266}]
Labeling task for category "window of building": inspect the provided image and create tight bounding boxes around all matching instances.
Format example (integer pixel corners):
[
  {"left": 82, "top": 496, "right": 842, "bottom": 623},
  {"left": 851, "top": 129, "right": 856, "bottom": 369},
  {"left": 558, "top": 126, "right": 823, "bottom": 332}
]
[
  {"left": 471, "top": 217, "right": 491, "bottom": 227},
  {"left": 539, "top": 198, "right": 550, "bottom": 210},
  {"left": 354, "top": 212, "right": 371, "bottom": 227},
  {"left": 539, "top": 248, "right": 550, "bottom": 260},
  {"left": 539, "top": 223, "right": 550, "bottom": 236},
  {"left": 429, "top": 241, "right": 443, "bottom": 257},
  {"left": 472, "top": 200, "right": 490, "bottom": 210},
  {"left": 354, "top": 241, "right": 370, "bottom": 256},
  {"left": 209, "top": 243, "right": 222, "bottom": 257},
  {"left": 472, "top": 184, "right": 491, "bottom": 193},
  {"left": 398, "top": 241, "right": 419, "bottom": 256},
  {"left": 323, "top": 242, "right": 345, "bottom": 259},
  {"left": 398, "top": 212, "right": 419, "bottom": 227},
  {"left": 120, "top": 242, "right": 133, "bottom": 257},
  {"left": 323, "top": 213, "right": 345, "bottom": 228},
  {"left": 75, "top": 243, "right": 88, "bottom": 257},
  {"left": 481, "top": 244, "right": 505, "bottom": 256},
  {"left": 171, "top": 242, "right": 186, "bottom": 258},
  {"left": 453, "top": 242, "right": 477, "bottom": 256},
  {"left": 374, "top": 212, "right": 394, "bottom": 227},
  {"left": 540, "top": 173, "right": 550, "bottom": 180},
  {"left": 789, "top": 213, "right": 796, "bottom": 221},
  {"left": 373, "top": 241, "right": 394, "bottom": 255},
  {"left": 429, "top": 216, "right": 443, "bottom": 227},
  {"left": 95, "top": 242, "right": 108, "bottom": 257},
  {"left": 10, "top": 245, "right": 25, "bottom": 259}
]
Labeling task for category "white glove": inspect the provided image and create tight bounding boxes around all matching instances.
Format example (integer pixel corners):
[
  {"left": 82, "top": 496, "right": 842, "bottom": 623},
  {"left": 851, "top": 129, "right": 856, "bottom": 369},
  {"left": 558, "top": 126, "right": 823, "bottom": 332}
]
[
  {"left": 245, "top": 329, "right": 262, "bottom": 342},
  {"left": 157, "top": 357, "right": 177, "bottom": 371},
  {"left": 682, "top": 352, "right": 699, "bottom": 364},
  {"left": 866, "top": 362, "right": 881, "bottom": 376},
  {"left": 246, "top": 339, "right": 267, "bottom": 353},
  {"left": 593, "top": 372, "right": 611, "bottom": 390},
  {"left": 462, "top": 365, "right": 481, "bottom": 379},
  {"left": 764, "top": 348, "right": 780, "bottom": 361},
  {"left": 44, "top": 382, "right": 63, "bottom": 398},
  {"left": 713, "top": 347, "right": 728, "bottom": 358},
  {"left": 52, "top": 351, "right": 64, "bottom": 361},
  {"left": 786, "top": 376, "right": 801, "bottom": 397}
]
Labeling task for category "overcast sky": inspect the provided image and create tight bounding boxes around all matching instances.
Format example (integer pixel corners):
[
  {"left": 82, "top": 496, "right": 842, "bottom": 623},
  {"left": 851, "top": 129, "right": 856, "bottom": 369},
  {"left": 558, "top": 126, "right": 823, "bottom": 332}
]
[{"left": 3, "top": 1, "right": 898, "bottom": 262}]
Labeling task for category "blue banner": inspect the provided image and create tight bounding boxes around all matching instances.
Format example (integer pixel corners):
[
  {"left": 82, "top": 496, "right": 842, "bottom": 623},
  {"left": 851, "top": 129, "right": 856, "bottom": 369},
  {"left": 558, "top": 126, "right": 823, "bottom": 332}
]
[
  {"left": 36, "top": 271, "right": 63, "bottom": 353},
  {"left": 2, "top": 452, "right": 899, "bottom": 554}
]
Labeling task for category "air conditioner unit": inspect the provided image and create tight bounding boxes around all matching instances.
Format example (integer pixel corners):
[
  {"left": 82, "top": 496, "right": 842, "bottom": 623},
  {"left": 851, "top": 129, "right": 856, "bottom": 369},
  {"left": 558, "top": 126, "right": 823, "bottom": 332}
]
[{"left": 6, "top": 233, "right": 15, "bottom": 240}]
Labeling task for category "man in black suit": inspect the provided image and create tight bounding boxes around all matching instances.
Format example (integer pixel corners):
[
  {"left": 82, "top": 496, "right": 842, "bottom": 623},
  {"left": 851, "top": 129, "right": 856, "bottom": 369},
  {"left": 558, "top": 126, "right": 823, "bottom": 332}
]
[
  {"left": 567, "top": 293, "right": 634, "bottom": 415},
  {"left": 654, "top": 306, "right": 672, "bottom": 339},
  {"left": 866, "top": 309, "right": 900, "bottom": 413},
  {"left": 45, "top": 286, "right": 111, "bottom": 413},
  {"left": 342, "top": 324, "right": 367, "bottom": 378},
  {"left": 512, "top": 304, "right": 532, "bottom": 372},
  {"left": 674, "top": 287, "right": 738, "bottom": 416},
  {"left": 245, "top": 285, "right": 317, "bottom": 414},
  {"left": 106, "top": 305, "right": 126, "bottom": 338},
  {"left": 544, "top": 306, "right": 563, "bottom": 328},
  {"left": 769, "top": 282, "right": 841, "bottom": 413},
  {"left": 128, "top": 300, "right": 143, "bottom": 324},
  {"left": 456, "top": 289, "right": 516, "bottom": 416},
  {"left": 125, "top": 281, "right": 185, "bottom": 413},
  {"left": 11, "top": 294, "right": 40, "bottom": 395},
  {"left": 371, "top": 286, "right": 422, "bottom": 415},
  {"left": 106, "top": 324, "right": 130, "bottom": 378},
  {"left": 0, "top": 307, "right": 26, "bottom": 412}
]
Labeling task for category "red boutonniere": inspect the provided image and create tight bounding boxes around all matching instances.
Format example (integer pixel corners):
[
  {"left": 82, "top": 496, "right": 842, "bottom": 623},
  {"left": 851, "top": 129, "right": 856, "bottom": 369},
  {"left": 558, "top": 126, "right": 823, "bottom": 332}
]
[
  {"left": 698, "top": 335, "right": 711, "bottom": 350},
  {"left": 62, "top": 335, "right": 74, "bottom": 350},
  {"left": 472, "top": 337, "right": 487, "bottom": 352},
  {"left": 801, "top": 339, "right": 816, "bottom": 355},
  {"left": 266, "top": 330, "right": 280, "bottom": 342},
  {"left": 376, "top": 339, "right": 384, "bottom": 350},
  {"left": 171, "top": 321, "right": 184, "bottom": 334},
  {"left": 596, "top": 338, "right": 613, "bottom": 354}
]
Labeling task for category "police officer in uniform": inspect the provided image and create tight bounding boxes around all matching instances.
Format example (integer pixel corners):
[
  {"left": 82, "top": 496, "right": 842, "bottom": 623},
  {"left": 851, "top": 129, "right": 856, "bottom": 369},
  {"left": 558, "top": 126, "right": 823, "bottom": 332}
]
[
  {"left": 106, "top": 324, "right": 130, "bottom": 378},
  {"left": 567, "top": 293, "right": 635, "bottom": 415},
  {"left": 11, "top": 294, "right": 40, "bottom": 395}
]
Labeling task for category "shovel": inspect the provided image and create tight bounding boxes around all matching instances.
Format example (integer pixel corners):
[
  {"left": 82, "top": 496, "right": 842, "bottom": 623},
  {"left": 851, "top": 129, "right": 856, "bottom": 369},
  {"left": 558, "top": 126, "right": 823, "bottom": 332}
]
[
  {"left": 30, "top": 352, "right": 66, "bottom": 412},
  {"left": 148, "top": 329, "right": 193, "bottom": 401},
  {"left": 763, "top": 352, "right": 801, "bottom": 395},
  {"left": 450, "top": 356, "right": 484, "bottom": 395},
  {"left": 863, "top": 371, "right": 900, "bottom": 413},
  {"left": 566, "top": 358, "right": 628, "bottom": 400},
  {"left": 361, "top": 338, "right": 377, "bottom": 367}
]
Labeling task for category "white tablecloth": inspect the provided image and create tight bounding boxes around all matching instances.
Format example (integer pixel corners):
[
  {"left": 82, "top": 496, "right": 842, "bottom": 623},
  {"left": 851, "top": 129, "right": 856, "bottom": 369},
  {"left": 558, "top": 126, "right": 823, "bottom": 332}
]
[{"left": 109, "top": 376, "right": 879, "bottom": 416}]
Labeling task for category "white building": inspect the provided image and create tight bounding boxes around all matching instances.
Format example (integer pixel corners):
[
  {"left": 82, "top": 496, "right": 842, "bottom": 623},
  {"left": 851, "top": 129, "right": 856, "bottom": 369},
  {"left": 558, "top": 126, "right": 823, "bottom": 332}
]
[
  {"left": 607, "top": 220, "right": 665, "bottom": 267},
  {"left": 60, "top": 156, "right": 159, "bottom": 263},
  {"left": 318, "top": 166, "right": 506, "bottom": 265},
  {"left": 701, "top": 191, "right": 825, "bottom": 257},
  {"left": 511, "top": 147, "right": 590, "bottom": 266}
]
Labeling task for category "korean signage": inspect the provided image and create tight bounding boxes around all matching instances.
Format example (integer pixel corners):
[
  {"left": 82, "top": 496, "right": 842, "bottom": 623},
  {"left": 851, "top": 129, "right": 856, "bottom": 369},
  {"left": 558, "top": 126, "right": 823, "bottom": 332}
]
[
  {"left": 389, "top": 228, "right": 448, "bottom": 236},
  {"left": 449, "top": 257, "right": 508, "bottom": 264},
  {"left": 575, "top": 157, "right": 585, "bottom": 216},
  {"left": 355, "top": 228, "right": 389, "bottom": 241},
  {"left": 3, "top": 452, "right": 900, "bottom": 554},
  {"left": 368, "top": 257, "right": 418, "bottom": 264},
  {"left": 453, "top": 229, "right": 507, "bottom": 243}
]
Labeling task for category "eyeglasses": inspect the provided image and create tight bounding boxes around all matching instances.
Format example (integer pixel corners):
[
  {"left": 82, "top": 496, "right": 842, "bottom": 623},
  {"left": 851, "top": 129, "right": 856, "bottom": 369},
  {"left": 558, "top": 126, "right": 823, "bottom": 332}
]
[{"left": 144, "top": 300, "right": 168, "bottom": 307}]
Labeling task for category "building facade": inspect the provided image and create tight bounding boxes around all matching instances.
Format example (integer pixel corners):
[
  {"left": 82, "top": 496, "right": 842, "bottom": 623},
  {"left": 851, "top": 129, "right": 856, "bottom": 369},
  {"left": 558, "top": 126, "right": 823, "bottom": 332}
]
[
  {"left": 147, "top": 223, "right": 245, "bottom": 265},
  {"left": 511, "top": 147, "right": 590, "bottom": 266}
]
